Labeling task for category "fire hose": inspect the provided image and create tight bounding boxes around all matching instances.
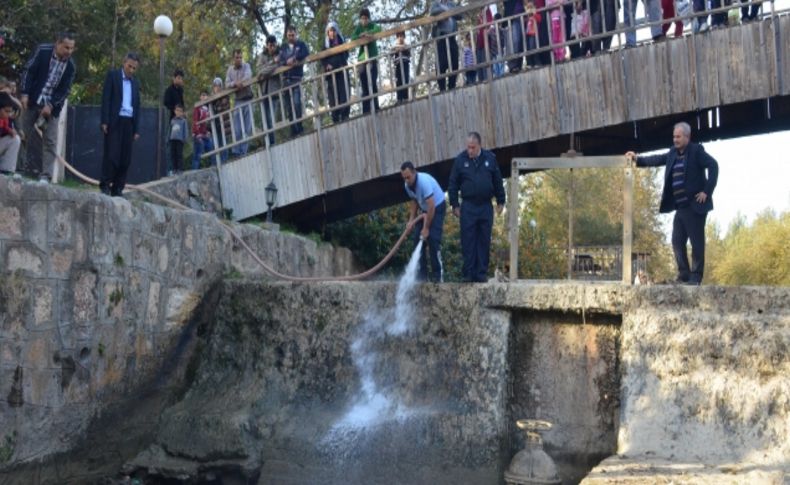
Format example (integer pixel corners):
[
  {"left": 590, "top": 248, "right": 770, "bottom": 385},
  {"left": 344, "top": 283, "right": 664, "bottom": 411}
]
[{"left": 55, "top": 155, "right": 423, "bottom": 282}]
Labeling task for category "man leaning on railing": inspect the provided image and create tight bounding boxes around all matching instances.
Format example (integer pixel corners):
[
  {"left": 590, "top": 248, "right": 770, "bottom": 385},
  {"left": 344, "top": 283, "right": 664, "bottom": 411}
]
[
  {"left": 278, "top": 25, "right": 309, "bottom": 138},
  {"left": 257, "top": 35, "right": 281, "bottom": 146},
  {"left": 225, "top": 49, "right": 253, "bottom": 156},
  {"left": 352, "top": 8, "right": 382, "bottom": 114},
  {"left": 431, "top": 0, "right": 462, "bottom": 91}
]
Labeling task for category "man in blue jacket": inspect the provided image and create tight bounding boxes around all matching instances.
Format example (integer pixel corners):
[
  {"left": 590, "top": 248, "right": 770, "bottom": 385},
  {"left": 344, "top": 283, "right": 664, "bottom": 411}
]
[
  {"left": 100, "top": 53, "right": 141, "bottom": 197},
  {"left": 279, "top": 25, "right": 309, "bottom": 137},
  {"left": 448, "top": 132, "right": 506, "bottom": 282},
  {"left": 19, "top": 32, "right": 77, "bottom": 182},
  {"left": 402, "top": 161, "right": 446, "bottom": 282},
  {"left": 627, "top": 122, "right": 719, "bottom": 285}
]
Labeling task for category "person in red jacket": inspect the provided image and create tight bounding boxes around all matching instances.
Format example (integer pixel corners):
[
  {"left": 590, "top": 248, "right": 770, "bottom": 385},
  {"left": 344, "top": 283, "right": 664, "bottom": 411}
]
[
  {"left": 0, "top": 92, "right": 22, "bottom": 175},
  {"left": 191, "top": 91, "right": 214, "bottom": 170},
  {"left": 475, "top": 5, "right": 494, "bottom": 81}
]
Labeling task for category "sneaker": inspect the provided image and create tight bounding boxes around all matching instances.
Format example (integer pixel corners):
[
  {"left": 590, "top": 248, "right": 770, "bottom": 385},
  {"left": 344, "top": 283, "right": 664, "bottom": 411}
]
[
  {"left": 38, "top": 177, "right": 50, "bottom": 185},
  {"left": 699, "top": 21, "right": 710, "bottom": 33}
]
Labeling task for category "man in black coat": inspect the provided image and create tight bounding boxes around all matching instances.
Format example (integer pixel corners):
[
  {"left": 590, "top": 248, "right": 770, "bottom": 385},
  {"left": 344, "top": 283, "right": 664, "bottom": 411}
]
[
  {"left": 627, "top": 122, "right": 719, "bottom": 285},
  {"left": 100, "top": 53, "right": 141, "bottom": 197},
  {"left": 448, "top": 131, "right": 506, "bottom": 282},
  {"left": 19, "top": 32, "right": 77, "bottom": 181}
]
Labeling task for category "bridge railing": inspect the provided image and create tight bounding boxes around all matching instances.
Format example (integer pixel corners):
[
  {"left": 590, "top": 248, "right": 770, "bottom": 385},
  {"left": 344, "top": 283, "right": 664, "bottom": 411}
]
[{"left": 196, "top": 0, "right": 779, "bottom": 163}]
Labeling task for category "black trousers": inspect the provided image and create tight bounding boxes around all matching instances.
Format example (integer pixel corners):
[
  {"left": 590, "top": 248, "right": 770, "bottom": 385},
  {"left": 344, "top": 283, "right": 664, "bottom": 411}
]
[
  {"left": 394, "top": 59, "right": 410, "bottom": 101},
  {"left": 326, "top": 69, "right": 350, "bottom": 123},
  {"left": 435, "top": 36, "right": 459, "bottom": 91},
  {"left": 170, "top": 140, "right": 183, "bottom": 172},
  {"left": 413, "top": 203, "right": 446, "bottom": 282},
  {"left": 358, "top": 61, "right": 379, "bottom": 114},
  {"left": 672, "top": 207, "right": 707, "bottom": 283},
  {"left": 101, "top": 117, "right": 134, "bottom": 195},
  {"left": 460, "top": 201, "right": 494, "bottom": 282}
]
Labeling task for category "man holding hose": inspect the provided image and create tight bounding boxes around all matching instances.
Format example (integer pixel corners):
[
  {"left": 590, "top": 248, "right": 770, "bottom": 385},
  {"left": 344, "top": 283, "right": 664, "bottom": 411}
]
[{"left": 401, "top": 161, "right": 446, "bottom": 283}]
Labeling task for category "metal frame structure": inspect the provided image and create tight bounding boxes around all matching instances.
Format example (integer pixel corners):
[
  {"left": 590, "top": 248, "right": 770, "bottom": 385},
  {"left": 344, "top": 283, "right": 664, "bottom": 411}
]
[{"left": 508, "top": 155, "right": 634, "bottom": 284}]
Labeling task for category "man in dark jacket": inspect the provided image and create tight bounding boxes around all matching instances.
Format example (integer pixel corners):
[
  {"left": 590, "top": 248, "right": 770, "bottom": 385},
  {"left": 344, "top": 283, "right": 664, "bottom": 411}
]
[
  {"left": 163, "top": 69, "right": 184, "bottom": 175},
  {"left": 100, "top": 53, "right": 141, "bottom": 197},
  {"left": 627, "top": 122, "right": 719, "bottom": 285},
  {"left": 448, "top": 131, "right": 506, "bottom": 282},
  {"left": 278, "top": 25, "right": 309, "bottom": 137},
  {"left": 19, "top": 32, "right": 77, "bottom": 181},
  {"left": 163, "top": 69, "right": 184, "bottom": 120}
]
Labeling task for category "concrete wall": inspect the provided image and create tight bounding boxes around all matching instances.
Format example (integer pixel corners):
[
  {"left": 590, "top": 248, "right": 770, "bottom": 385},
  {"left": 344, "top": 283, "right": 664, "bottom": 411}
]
[
  {"left": 0, "top": 177, "right": 358, "bottom": 480},
  {"left": 121, "top": 282, "right": 621, "bottom": 485},
  {"left": 583, "top": 286, "right": 790, "bottom": 485}
]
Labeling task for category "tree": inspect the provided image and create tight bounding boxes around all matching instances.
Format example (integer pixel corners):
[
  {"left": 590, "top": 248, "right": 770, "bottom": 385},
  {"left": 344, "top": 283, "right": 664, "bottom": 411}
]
[{"left": 707, "top": 210, "right": 790, "bottom": 286}]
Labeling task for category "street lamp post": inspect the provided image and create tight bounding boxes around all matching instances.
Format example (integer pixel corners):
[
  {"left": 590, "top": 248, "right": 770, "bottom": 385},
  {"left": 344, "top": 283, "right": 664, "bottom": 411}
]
[
  {"left": 154, "top": 15, "right": 173, "bottom": 179},
  {"left": 265, "top": 181, "right": 278, "bottom": 224}
]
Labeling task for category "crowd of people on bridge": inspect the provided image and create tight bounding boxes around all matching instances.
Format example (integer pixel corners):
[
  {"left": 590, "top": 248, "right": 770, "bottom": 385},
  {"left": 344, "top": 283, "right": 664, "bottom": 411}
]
[
  {"left": 0, "top": 0, "right": 760, "bottom": 184},
  {"left": 0, "top": 0, "right": 727, "bottom": 283}
]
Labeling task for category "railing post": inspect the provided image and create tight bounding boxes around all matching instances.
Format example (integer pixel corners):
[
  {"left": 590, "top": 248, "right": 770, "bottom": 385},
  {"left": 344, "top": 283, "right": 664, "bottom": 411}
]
[
  {"left": 509, "top": 163, "right": 520, "bottom": 281},
  {"left": 622, "top": 160, "right": 634, "bottom": 285}
]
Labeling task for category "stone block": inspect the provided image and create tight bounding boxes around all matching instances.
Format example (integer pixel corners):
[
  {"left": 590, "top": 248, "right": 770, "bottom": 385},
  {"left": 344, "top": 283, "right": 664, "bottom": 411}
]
[
  {"left": 157, "top": 244, "right": 169, "bottom": 273},
  {"left": 0, "top": 338, "right": 21, "bottom": 366},
  {"left": 164, "top": 287, "right": 200, "bottom": 330},
  {"left": 48, "top": 202, "right": 74, "bottom": 244},
  {"left": 72, "top": 271, "right": 98, "bottom": 323},
  {"left": 21, "top": 336, "right": 54, "bottom": 369},
  {"left": 101, "top": 280, "right": 125, "bottom": 321},
  {"left": 146, "top": 281, "right": 162, "bottom": 328},
  {"left": 132, "top": 231, "right": 161, "bottom": 273},
  {"left": 32, "top": 282, "right": 55, "bottom": 327},
  {"left": 49, "top": 247, "right": 74, "bottom": 277},
  {"left": 6, "top": 245, "right": 44, "bottom": 276},
  {"left": 0, "top": 205, "right": 23, "bottom": 239},
  {"left": 23, "top": 368, "right": 63, "bottom": 408},
  {"left": 25, "top": 201, "right": 48, "bottom": 251}
]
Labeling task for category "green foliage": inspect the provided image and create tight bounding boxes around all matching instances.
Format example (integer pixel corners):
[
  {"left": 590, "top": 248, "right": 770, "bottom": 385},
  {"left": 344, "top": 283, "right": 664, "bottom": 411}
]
[
  {"left": 707, "top": 210, "right": 790, "bottom": 286},
  {"left": 0, "top": 431, "right": 17, "bottom": 463},
  {"left": 108, "top": 286, "right": 124, "bottom": 307},
  {"left": 523, "top": 168, "right": 674, "bottom": 281},
  {"left": 114, "top": 253, "right": 125, "bottom": 267}
]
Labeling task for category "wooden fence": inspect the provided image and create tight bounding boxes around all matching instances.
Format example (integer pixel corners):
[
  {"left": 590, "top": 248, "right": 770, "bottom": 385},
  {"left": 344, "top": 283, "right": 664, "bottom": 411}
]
[{"left": 198, "top": 4, "right": 788, "bottom": 220}]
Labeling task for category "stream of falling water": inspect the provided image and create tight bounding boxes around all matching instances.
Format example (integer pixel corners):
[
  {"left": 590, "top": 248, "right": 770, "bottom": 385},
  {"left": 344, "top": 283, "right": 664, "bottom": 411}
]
[{"left": 325, "top": 241, "right": 425, "bottom": 437}]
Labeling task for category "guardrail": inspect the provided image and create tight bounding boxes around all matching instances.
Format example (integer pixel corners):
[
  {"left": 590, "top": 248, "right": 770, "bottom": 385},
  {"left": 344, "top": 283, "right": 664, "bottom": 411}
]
[{"left": 195, "top": 0, "right": 780, "bottom": 165}]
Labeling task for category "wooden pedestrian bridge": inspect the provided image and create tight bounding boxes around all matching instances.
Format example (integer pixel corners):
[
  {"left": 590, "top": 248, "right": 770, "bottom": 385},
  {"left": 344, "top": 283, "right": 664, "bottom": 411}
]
[{"left": 197, "top": 0, "right": 790, "bottom": 228}]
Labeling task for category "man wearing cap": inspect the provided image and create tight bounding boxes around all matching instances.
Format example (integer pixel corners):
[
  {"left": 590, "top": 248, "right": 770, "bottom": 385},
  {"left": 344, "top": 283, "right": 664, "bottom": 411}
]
[{"left": 401, "top": 161, "right": 446, "bottom": 283}]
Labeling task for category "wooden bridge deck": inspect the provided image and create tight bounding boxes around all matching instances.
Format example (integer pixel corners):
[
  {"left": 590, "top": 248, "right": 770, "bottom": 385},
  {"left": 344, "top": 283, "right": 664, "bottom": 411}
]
[{"left": 219, "top": 16, "right": 790, "bottom": 224}]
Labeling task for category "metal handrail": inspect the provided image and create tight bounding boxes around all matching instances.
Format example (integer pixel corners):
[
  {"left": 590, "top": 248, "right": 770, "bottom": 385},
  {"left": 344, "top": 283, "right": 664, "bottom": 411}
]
[{"left": 197, "top": 0, "right": 782, "bottom": 161}]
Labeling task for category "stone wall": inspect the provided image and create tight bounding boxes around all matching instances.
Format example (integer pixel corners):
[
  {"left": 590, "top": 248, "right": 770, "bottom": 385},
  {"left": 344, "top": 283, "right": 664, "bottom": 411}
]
[
  {"left": 126, "top": 167, "right": 223, "bottom": 218},
  {"left": 0, "top": 176, "right": 358, "bottom": 479},
  {"left": 583, "top": 286, "right": 790, "bottom": 484},
  {"left": 122, "top": 282, "right": 622, "bottom": 485}
]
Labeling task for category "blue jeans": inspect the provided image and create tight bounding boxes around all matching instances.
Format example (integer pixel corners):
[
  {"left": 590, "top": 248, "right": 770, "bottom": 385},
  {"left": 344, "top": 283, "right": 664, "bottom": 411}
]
[
  {"left": 413, "top": 203, "right": 446, "bottom": 282},
  {"left": 624, "top": 0, "right": 663, "bottom": 45},
  {"left": 231, "top": 100, "right": 252, "bottom": 156},
  {"left": 282, "top": 78, "right": 303, "bottom": 137},
  {"left": 192, "top": 136, "right": 214, "bottom": 170}
]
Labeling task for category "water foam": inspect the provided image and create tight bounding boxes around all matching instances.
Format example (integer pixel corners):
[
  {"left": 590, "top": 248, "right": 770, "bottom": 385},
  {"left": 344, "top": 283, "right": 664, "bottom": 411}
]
[{"left": 327, "top": 241, "right": 424, "bottom": 433}]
